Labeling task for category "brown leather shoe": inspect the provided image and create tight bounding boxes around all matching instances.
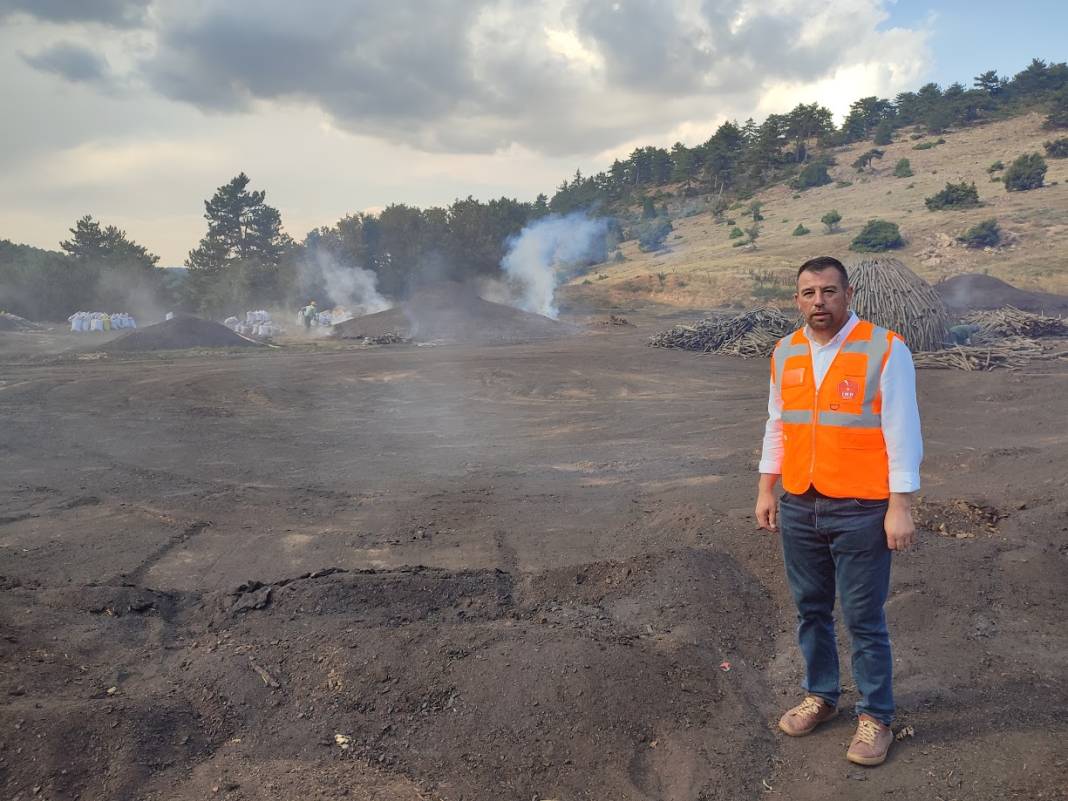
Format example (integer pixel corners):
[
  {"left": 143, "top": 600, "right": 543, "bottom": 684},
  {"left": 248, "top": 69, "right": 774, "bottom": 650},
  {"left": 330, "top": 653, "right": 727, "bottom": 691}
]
[
  {"left": 778, "top": 696, "right": 837, "bottom": 736},
  {"left": 846, "top": 715, "right": 893, "bottom": 765}
]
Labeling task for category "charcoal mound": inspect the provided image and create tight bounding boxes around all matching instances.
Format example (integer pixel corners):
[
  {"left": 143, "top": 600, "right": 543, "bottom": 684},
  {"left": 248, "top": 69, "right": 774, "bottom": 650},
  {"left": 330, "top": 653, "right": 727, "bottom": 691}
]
[
  {"left": 99, "top": 315, "right": 262, "bottom": 352},
  {"left": 937, "top": 274, "right": 1068, "bottom": 315},
  {"left": 333, "top": 282, "right": 570, "bottom": 344},
  {"left": 0, "top": 312, "right": 46, "bottom": 332}
]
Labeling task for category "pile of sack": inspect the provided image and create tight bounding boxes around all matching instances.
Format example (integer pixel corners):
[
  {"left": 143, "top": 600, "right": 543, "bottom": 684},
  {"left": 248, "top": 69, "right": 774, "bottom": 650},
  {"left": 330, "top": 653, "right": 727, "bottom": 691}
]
[
  {"left": 224, "top": 310, "right": 279, "bottom": 338},
  {"left": 68, "top": 311, "right": 137, "bottom": 332}
]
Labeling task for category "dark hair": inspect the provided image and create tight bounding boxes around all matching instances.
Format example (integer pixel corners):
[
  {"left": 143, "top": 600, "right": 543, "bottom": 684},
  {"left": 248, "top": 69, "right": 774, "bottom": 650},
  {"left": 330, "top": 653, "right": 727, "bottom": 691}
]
[{"left": 797, "top": 256, "right": 849, "bottom": 287}]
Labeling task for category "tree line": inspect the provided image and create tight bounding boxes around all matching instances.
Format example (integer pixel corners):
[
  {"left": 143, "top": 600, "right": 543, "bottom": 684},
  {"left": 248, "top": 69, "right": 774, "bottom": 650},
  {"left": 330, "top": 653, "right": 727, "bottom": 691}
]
[{"left": 2, "top": 58, "right": 1067, "bottom": 321}]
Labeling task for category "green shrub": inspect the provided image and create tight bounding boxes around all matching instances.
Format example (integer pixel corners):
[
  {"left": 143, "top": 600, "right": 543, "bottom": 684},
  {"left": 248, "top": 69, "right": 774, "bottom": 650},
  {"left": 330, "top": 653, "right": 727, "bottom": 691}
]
[
  {"left": 641, "top": 196, "right": 657, "bottom": 220},
  {"left": 792, "top": 223, "right": 810, "bottom": 236},
  {"left": 729, "top": 226, "right": 744, "bottom": 239},
  {"left": 821, "top": 210, "right": 842, "bottom": 233},
  {"left": 835, "top": 180, "right": 853, "bottom": 188},
  {"left": 1003, "top": 153, "right": 1047, "bottom": 191},
  {"left": 990, "top": 175, "right": 1002, "bottom": 182},
  {"left": 873, "top": 119, "right": 894, "bottom": 146},
  {"left": 987, "top": 160, "right": 1004, "bottom": 173},
  {"left": 725, "top": 218, "right": 736, "bottom": 226},
  {"left": 731, "top": 239, "right": 747, "bottom": 248},
  {"left": 925, "top": 181, "right": 980, "bottom": 211},
  {"left": 792, "top": 162, "right": 832, "bottom": 190},
  {"left": 791, "top": 193, "right": 801, "bottom": 199},
  {"left": 1045, "top": 86, "right": 1068, "bottom": 129},
  {"left": 958, "top": 219, "right": 1001, "bottom": 249},
  {"left": 850, "top": 219, "right": 904, "bottom": 252},
  {"left": 1043, "top": 138, "right": 1068, "bottom": 158},
  {"left": 852, "top": 148, "right": 884, "bottom": 172},
  {"left": 748, "top": 200, "right": 764, "bottom": 221},
  {"left": 912, "top": 138, "right": 945, "bottom": 151},
  {"left": 638, "top": 219, "right": 673, "bottom": 251},
  {"left": 893, "top": 158, "right": 913, "bottom": 178}
]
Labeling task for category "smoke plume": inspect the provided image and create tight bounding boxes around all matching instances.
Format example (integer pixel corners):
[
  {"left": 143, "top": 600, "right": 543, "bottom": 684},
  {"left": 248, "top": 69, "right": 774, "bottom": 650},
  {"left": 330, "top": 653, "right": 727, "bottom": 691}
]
[
  {"left": 500, "top": 211, "right": 608, "bottom": 318},
  {"left": 299, "top": 250, "right": 390, "bottom": 316}
]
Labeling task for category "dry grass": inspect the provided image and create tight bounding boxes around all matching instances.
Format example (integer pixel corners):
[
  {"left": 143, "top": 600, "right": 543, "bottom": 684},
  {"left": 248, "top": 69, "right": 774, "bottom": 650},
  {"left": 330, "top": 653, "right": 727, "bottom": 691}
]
[{"left": 562, "top": 113, "right": 1068, "bottom": 309}]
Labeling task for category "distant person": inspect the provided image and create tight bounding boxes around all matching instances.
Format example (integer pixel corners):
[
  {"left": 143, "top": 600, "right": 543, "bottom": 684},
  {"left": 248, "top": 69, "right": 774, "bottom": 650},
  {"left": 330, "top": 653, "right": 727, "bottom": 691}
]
[
  {"left": 301, "top": 300, "right": 317, "bottom": 331},
  {"left": 755, "top": 256, "right": 922, "bottom": 767}
]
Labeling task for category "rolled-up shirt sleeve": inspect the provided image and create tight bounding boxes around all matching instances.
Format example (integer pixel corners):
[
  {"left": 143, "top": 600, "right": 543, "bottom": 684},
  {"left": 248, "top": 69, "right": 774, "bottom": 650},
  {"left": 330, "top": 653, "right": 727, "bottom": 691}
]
[
  {"left": 758, "top": 375, "right": 784, "bottom": 475},
  {"left": 880, "top": 339, "right": 923, "bottom": 493}
]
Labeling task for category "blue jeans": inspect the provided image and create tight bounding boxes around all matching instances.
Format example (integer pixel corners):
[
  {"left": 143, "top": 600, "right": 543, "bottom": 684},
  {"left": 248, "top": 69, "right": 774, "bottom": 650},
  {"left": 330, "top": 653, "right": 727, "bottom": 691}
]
[{"left": 779, "top": 491, "right": 894, "bottom": 725}]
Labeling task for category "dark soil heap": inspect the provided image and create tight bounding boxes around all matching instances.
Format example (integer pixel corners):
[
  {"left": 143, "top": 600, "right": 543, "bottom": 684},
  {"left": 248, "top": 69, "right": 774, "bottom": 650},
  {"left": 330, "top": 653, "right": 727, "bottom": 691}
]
[
  {"left": 100, "top": 316, "right": 262, "bottom": 352},
  {"left": 333, "top": 282, "right": 569, "bottom": 344},
  {"left": 937, "top": 274, "right": 1068, "bottom": 315},
  {"left": 0, "top": 312, "right": 45, "bottom": 332}
]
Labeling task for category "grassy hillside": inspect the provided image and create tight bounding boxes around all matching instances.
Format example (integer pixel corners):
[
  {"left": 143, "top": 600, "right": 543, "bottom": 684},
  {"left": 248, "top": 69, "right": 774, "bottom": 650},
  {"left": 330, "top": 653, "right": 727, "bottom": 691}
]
[{"left": 562, "top": 113, "right": 1068, "bottom": 309}]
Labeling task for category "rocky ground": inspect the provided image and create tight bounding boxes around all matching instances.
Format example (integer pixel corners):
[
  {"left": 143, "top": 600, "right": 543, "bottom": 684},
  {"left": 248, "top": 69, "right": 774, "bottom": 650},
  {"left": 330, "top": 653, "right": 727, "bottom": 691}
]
[{"left": 1, "top": 315, "right": 1066, "bottom": 801}]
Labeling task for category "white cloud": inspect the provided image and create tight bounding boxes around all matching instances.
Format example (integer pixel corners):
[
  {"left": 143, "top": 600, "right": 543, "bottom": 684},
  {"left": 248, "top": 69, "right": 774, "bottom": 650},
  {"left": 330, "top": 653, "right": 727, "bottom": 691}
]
[{"left": 0, "top": 0, "right": 935, "bottom": 263}]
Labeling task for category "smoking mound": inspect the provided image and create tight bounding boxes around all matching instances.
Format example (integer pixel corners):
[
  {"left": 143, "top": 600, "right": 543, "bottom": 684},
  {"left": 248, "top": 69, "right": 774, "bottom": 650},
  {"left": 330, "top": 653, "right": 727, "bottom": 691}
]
[{"left": 332, "top": 282, "right": 569, "bottom": 344}]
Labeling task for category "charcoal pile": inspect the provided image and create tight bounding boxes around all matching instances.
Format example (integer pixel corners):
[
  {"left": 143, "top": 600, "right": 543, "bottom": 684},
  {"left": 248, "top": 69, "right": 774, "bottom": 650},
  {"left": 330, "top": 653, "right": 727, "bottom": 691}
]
[
  {"left": 0, "top": 312, "right": 46, "bottom": 332},
  {"left": 333, "top": 282, "right": 568, "bottom": 344},
  {"left": 937, "top": 273, "right": 1068, "bottom": 315},
  {"left": 847, "top": 257, "right": 948, "bottom": 352},
  {"left": 99, "top": 316, "right": 263, "bottom": 352},
  {"left": 649, "top": 307, "right": 794, "bottom": 358},
  {"left": 961, "top": 306, "right": 1068, "bottom": 341}
]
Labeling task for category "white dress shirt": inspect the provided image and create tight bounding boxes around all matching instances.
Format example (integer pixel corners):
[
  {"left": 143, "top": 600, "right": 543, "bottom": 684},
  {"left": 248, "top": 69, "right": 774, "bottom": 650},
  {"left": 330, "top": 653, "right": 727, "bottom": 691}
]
[{"left": 758, "top": 312, "right": 923, "bottom": 493}]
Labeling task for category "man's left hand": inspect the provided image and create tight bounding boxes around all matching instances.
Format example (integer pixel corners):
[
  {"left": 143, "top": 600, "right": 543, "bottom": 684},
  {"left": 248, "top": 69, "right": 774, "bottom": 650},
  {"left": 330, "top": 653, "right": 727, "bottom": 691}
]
[{"left": 884, "top": 495, "right": 916, "bottom": 550}]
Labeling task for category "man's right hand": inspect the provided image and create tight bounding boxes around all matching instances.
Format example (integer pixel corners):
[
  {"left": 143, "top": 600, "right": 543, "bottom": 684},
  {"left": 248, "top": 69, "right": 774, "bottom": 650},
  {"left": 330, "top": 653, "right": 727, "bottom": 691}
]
[{"left": 755, "top": 474, "right": 780, "bottom": 532}]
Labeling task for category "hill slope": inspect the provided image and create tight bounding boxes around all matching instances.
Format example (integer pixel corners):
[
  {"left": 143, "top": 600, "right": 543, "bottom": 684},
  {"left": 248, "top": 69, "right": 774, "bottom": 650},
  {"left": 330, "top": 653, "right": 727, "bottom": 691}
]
[{"left": 562, "top": 113, "right": 1068, "bottom": 309}]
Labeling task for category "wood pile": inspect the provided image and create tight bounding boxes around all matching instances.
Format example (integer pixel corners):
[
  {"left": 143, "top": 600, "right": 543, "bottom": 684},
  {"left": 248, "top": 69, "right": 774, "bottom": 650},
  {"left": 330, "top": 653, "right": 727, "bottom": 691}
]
[
  {"left": 364, "top": 333, "right": 408, "bottom": 345},
  {"left": 649, "top": 307, "right": 794, "bottom": 358},
  {"left": 597, "top": 314, "right": 633, "bottom": 327},
  {"left": 912, "top": 337, "right": 1050, "bottom": 370},
  {"left": 847, "top": 257, "right": 949, "bottom": 352},
  {"left": 961, "top": 306, "right": 1068, "bottom": 341}
]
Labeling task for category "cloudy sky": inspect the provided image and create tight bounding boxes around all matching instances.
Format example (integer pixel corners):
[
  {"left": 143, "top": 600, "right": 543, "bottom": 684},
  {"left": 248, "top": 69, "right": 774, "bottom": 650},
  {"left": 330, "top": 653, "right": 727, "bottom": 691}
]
[{"left": 2, "top": 0, "right": 1065, "bottom": 264}]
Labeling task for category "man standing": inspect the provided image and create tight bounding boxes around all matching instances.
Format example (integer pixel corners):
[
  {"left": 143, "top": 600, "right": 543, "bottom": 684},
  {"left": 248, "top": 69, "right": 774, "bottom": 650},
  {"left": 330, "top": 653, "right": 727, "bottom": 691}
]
[
  {"left": 755, "top": 256, "right": 922, "bottom": 766},
  {"left": 301, "top": 300, "right": 317, "bottom": 331}
]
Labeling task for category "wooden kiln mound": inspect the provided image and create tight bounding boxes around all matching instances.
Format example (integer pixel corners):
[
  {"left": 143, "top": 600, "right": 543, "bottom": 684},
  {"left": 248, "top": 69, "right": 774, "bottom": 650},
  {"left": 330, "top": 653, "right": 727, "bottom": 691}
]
[
  {"left": 99, "top": 315, "right": 262, "bottom": 352},
  {"left": 847, "top": 257, "right": 948, "bottom": 352},
  {"left": 332, "top": 282, "right": 571, "bottom": 344},
  {"left": 936, "top": 273, "right": 1068, "bottom": 316}
]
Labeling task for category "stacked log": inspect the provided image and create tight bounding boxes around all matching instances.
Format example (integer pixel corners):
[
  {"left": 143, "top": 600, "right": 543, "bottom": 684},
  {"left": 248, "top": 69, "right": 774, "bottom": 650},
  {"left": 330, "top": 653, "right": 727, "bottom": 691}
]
[
  {"left": 847, "top": 257, "right": 949, "bottom": 352},
  {"left": 961, "top": 306, "right": 1068, "bottom": 341},
  {"left": 649, "top": 307, "right": 794, "bottom": 358},
  {"left": 912, "top": 337, "right": 1048, "bottom": 370}
]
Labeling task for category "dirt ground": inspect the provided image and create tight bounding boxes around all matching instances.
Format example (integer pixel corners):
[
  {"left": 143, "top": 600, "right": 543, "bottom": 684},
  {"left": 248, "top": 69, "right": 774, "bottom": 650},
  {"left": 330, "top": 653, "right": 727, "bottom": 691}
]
[{"left": 1, "top": 313, "right": 1066, "bottom": 801}]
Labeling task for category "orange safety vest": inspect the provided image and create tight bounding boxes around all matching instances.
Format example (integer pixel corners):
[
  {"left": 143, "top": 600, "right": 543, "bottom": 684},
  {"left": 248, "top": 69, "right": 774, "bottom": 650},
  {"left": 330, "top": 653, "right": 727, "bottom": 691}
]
[{"left": 771, "top": 319, "right": 901, "bottom": 499}]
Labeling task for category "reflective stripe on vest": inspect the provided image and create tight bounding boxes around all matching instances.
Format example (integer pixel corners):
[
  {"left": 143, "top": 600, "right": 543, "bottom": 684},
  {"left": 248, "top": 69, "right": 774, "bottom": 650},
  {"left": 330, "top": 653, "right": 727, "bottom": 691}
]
[{"left": 773, "top": 324, "right": 891, "bottom": 429}]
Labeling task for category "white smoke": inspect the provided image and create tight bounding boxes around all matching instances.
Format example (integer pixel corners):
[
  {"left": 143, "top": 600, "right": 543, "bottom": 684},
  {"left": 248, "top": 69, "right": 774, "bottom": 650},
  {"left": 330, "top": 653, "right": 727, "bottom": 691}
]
[
  {"left": 300, "top": 250, "right": 390, "bottom": 317},
  {"left": 500, "top": 211, "right": 608, "bottom": 318}
]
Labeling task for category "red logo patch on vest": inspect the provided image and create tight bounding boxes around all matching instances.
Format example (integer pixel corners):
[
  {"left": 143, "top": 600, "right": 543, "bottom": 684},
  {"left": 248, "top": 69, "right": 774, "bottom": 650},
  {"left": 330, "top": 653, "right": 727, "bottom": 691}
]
[{"left": 838, "top": 378, "right": 859, "bottom": 400}]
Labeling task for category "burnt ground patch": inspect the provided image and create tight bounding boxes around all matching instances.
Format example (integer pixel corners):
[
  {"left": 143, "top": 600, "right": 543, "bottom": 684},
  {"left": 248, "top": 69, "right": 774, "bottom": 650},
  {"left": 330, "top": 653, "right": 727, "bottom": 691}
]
[{"left": 2, "top": 319, "right": 1067, "bottom": 800}]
